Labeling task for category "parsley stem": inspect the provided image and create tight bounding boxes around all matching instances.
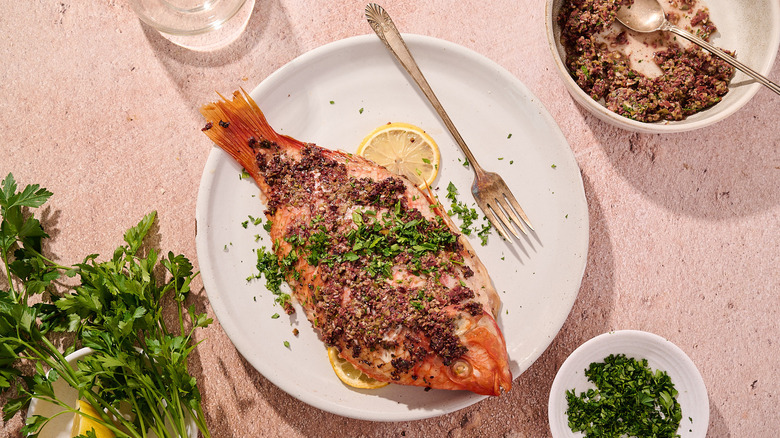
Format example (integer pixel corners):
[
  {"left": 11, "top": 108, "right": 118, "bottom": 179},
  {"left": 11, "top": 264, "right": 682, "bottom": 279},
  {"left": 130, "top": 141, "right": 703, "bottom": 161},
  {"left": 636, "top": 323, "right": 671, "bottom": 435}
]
[
  {"left": 25, "top": 245, "right": 70, "bottom": 271},
  {"left": 18, "top": 336, "right": 139, "bottom": 437},
  {"left": 1, "top": 251, "right": 17, "bottom": 302},
  {"left": 41, "top": 337, "right": 138, "bottom": 437}
]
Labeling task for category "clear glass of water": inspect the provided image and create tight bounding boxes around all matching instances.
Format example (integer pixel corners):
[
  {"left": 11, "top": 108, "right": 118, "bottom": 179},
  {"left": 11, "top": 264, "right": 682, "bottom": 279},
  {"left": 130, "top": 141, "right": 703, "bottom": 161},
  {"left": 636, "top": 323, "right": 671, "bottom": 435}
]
[{"left": 129, "top": 0, "right": 254, "bottom": 50}]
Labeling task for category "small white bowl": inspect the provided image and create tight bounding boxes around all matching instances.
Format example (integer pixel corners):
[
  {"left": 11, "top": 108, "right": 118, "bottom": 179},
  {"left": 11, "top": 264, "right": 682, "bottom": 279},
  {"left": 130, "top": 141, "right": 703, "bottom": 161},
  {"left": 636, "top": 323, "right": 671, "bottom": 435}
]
[
  {"left": 548, "top": 330, "right": 709, "bottom": 438},
  {"left": 27, "top": 348, "right": 92, "bottom": 438},
  {"left": 545, "top": 0, "right": 780, "bottom": 133},
  {"left": 27, "top": 347, "right": 198, "bottom": 438}
]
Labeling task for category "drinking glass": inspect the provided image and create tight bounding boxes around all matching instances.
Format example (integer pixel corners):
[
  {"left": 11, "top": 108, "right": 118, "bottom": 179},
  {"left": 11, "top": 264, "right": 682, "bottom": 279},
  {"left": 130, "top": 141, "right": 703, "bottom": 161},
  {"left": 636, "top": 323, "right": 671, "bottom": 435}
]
[{"left": 129, "top": 0, "right": 254, "bottom": 50}]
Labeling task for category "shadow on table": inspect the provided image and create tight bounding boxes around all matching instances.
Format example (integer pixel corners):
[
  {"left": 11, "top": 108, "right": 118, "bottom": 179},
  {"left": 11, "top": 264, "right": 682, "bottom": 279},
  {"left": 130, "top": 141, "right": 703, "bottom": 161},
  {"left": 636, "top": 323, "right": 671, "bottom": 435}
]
[
  {"left": 137, "top": 0, "right": 301, "bottom": 111},
  {"left": 491, "top": 170, "right": 617, "bottom": 437},
  {"left": 573, "top": 97, "right": 778, "bottom": 221},
  {"left": 182, "top": 292, "right": 320, "bottom": 438},
  {"left": 708, "top": 401, "right": 731, "bottom": 437},
  {"left": 226, "top": 353, "right": 490, "bottom": 438},
  {"left": 212, "top": 355, "right": 409, "bottom": 437},
  {"left": 139, "top": 0, "right": 271, "bottom": 66}
]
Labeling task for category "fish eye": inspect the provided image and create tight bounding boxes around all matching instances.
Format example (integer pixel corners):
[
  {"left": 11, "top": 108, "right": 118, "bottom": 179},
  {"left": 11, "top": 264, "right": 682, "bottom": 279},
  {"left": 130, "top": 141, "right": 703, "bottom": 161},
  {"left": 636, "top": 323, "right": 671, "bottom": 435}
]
[{"left": 451, "top": 360, "right": 472, "bottom": 378}]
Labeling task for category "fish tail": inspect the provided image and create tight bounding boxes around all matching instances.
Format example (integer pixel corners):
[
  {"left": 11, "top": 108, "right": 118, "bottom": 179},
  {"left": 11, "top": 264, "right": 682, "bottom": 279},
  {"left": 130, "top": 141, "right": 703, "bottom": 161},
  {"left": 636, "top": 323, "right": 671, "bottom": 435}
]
[{"left": 200, "top": 89, "right": 304, "bottom": 182}]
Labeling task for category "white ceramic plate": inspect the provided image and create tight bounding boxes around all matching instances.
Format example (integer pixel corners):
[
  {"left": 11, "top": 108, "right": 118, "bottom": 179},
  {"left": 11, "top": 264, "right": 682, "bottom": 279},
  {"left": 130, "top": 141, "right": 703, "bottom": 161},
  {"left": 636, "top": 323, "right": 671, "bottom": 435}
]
[
  {"left": 195, "top": 34, "right": 589, "bottom": 421},
  {"left": 548, "top": 330, "right": 709, "bottom": 437}
]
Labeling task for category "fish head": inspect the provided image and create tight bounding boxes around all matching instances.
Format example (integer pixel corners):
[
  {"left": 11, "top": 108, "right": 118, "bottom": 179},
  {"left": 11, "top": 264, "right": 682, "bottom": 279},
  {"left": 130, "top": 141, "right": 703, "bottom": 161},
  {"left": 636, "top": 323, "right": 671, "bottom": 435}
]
[{"left": 446, "top": 313, "right": 513, "bottom": 395}]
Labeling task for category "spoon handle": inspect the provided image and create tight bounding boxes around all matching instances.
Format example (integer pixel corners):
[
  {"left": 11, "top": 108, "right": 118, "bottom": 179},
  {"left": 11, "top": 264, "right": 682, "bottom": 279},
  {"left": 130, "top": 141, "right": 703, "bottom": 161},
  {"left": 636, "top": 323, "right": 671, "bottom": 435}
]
[
  {"left": 365, "top": 3, "right": 484, "bottom": 172},
  {"left": 663, "top": 23, "right": 780, "bottom": 96}
]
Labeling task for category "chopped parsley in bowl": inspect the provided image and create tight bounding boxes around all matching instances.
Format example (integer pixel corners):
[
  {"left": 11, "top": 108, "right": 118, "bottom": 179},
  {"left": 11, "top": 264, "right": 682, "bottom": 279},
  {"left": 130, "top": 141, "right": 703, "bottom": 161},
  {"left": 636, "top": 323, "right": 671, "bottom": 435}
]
[{"left": 548, "top": 330, "right": 709, "bottom": 437}]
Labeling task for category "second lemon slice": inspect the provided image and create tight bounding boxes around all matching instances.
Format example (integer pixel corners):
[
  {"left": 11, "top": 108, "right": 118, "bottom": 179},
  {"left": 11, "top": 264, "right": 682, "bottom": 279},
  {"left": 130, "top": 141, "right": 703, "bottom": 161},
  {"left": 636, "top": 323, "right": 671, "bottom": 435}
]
[
  {"left": 356, "top": 122, "right": 440, "bottom": 189},
  {"left": 327, "top": 347, "right": 389, "bottom": 389}
]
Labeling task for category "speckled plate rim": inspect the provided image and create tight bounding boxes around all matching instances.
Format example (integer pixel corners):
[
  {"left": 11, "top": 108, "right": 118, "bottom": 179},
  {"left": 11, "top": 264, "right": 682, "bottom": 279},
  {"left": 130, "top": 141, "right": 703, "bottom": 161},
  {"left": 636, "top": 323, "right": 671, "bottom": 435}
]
[
  {"left": 196, "top": 34, "right": 589, "bottom": 421},
  {"left": 545, "top": 0, "right": 780, "bottom": 133},
  {"left": 548, "top": 330, "right": 709, "bottom": 437}
]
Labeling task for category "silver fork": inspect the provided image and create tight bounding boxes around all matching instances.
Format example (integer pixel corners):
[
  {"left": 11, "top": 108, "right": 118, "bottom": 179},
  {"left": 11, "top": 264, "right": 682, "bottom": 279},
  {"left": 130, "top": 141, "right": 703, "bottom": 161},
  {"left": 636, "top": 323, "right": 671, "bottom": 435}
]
[{"left": 365, "top": 3, "right": 533, "bottom": 240}]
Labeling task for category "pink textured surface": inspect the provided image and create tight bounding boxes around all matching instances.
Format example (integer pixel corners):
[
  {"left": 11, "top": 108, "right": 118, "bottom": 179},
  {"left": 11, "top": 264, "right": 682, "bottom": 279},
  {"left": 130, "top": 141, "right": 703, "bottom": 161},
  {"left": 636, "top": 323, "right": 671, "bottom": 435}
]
[{"left": 1, "top": 1, "right": 778, "bottom": 437}]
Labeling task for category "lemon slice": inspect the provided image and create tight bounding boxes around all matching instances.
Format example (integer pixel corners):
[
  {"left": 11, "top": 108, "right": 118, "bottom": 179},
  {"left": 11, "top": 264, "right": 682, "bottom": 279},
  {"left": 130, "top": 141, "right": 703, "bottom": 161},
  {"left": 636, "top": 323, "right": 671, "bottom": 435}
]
[
  {"left": 356, "top": 122, "right": 440, "bottom": 189},
  {"left": 327, "top": 347, "right": 389, "bottom": 389},
  {"left": 71, "top": 399, "right": 115, "bottom": 438}
]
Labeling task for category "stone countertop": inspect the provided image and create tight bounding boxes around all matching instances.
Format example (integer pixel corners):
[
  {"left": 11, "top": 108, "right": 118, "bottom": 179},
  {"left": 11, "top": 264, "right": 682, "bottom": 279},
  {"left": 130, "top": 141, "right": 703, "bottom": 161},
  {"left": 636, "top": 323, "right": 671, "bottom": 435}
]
[{"left": 1, "top": 1, "right": 778, "bottom": 437}]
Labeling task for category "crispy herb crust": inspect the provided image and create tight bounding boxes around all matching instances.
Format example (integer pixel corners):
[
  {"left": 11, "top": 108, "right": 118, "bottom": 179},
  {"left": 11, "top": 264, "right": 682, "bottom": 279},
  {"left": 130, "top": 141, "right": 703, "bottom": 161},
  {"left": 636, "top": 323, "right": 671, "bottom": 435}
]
[{"left": 254, "top": 145, "right": 485, "bottom": 377}]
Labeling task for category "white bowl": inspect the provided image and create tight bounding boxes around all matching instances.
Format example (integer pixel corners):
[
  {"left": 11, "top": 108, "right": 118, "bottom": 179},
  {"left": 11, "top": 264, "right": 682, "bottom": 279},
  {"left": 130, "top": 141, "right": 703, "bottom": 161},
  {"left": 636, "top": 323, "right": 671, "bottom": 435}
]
[
  {"left": 548, "top": 330, "right": 709, "bottom": 438},
  {"left": 545, "top": 0, "right": 780, "bottom": 133},
  {"left": 27, "top": 347, "right": 198, "bottom": 438}
]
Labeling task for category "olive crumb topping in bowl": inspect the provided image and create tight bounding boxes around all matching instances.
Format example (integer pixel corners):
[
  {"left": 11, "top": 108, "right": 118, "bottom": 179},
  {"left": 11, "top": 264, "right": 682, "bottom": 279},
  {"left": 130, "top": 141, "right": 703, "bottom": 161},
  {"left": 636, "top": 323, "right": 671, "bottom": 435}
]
[{"left": 545, "top": 0, "right": 780, "bottom": 132}]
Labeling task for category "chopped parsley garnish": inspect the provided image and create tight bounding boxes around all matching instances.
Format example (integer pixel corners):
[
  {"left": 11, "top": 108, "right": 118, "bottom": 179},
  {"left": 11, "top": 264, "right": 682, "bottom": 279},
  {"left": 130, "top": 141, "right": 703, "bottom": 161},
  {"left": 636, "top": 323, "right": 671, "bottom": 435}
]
[
  {"left": 444, "top": 182, "right": 490, "bottom": 246},
  {"left": 445, "top": 183, "right": 478, "bottom": 233},
  {"left": 308, "top": 203, "right": 456, "bottom": 277},
  {"left": 249, "top": 246, "right": 291, "bottom": 307},
  {"left": 249, "top": 201, "right": 458, "bottom": 302},
  {"left": 476, "top": 222, "right": 491, "bottom": 246},
  {"left": 580, "top": 65, "right": 591, "bottom": 80},
  {"left": 248, "top": 214, "right": 263, "bottom": 226},
  {"left": 565, "top": 354, "right": 683, "bottom": 437}
]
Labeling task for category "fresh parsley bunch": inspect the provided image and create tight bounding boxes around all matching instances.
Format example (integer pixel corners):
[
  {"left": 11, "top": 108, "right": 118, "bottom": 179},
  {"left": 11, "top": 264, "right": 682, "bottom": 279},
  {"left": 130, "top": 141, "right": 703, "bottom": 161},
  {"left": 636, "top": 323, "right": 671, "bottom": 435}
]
[{"left": 0, "top": 173, "right": 212, "bottom": 438}]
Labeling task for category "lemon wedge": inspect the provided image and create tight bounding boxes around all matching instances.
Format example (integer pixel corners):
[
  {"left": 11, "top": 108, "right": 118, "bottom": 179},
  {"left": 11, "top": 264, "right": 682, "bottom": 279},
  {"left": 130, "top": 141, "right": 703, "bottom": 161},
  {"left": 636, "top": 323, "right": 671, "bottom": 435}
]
[
  {"left": 327, "top": 347, "right": 389, "bottom": 389},
  {"left": 71, "top": 399, "right": 115, "bottom": 438},
  {"left": 356, "top": 122, "right": 440, "bottom": 189}
]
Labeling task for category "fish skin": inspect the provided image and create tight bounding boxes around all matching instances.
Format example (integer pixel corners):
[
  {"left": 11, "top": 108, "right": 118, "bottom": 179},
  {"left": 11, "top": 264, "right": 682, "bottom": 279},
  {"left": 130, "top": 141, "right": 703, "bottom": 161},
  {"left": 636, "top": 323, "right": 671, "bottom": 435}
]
[{"left": 201, "top": 90, "right": 512, "bottom": 396}]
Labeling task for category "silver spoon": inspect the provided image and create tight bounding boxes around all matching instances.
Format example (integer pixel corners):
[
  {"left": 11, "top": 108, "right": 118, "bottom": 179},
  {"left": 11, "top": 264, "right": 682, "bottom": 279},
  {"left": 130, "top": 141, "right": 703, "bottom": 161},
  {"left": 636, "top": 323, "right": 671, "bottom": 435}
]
[{"left": 615, "top": 0, "right": 780, "bottom": 95}]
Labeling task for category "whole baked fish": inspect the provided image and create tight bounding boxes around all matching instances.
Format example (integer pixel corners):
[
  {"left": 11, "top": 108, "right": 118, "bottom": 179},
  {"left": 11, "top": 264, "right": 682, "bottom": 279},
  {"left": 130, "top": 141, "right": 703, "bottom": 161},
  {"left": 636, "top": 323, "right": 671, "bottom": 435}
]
[{"left": 200, "top": 90, "right": 512, "bottom": 395}]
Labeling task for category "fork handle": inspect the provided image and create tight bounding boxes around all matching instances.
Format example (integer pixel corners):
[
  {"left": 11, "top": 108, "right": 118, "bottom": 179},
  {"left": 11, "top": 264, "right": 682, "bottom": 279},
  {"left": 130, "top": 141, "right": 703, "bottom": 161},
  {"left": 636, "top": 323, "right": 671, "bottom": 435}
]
[{"left": 365, "top": 4, "right": 485, "bottom": 173}]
